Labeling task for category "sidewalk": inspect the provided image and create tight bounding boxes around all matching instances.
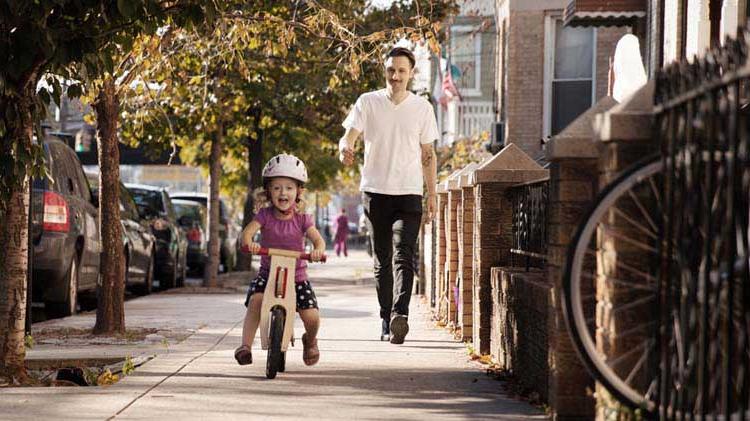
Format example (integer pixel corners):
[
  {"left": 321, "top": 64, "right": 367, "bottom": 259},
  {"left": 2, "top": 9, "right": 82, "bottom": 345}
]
[{"left": 0, "top": 250, "right": 546, "bottom": 420}]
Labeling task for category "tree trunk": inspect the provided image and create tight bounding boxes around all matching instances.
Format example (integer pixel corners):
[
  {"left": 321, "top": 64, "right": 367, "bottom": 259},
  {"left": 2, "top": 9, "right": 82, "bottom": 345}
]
[
  {"left": 235, "top": 110, "right": 263, "bottom": 271},
  {"left": 204, "top": 122, "right": 223, "bottom": 287},
  {"left": 0, "top": 90, "right": 35, "bottom": 384},
  {"left": 93, "top": 77, "right": 126, "bottom": 335}
]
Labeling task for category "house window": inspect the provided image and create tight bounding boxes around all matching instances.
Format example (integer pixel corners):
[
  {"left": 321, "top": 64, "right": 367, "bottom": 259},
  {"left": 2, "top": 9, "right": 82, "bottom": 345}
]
[
  {"left": 544, "top": 17, "right": 596, "bottom": 137},
  {"left": 451, "top": 26, "right": 482, "bottom": 96}
]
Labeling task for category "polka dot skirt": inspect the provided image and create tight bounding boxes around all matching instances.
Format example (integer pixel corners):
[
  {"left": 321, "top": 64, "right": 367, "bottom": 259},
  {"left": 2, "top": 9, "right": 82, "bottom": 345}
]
[{"left": 244, "top": 276, "right": 319, "bottom": 310}]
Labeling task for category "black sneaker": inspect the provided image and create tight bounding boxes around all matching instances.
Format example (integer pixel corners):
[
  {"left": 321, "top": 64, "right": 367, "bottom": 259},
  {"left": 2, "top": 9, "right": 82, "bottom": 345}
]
[
  {"left": 389, "top": 314, "right": 409, "bottom": 344},
  {"left": 380, "top": 319, "right": 390, "bottom": 341}
]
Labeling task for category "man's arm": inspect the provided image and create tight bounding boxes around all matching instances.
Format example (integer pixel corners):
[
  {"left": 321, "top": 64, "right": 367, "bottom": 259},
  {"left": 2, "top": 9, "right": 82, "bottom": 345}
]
[
  {"left": 421, "top": 142, "right": 437, "bottom": 220},
  {"left": 339, "top": 127, "right": 361, "bottom": 166}
]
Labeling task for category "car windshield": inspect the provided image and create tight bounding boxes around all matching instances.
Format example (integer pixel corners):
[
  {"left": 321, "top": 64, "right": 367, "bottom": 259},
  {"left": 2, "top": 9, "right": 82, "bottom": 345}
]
[{"left": 129, "top": 188, "right": 163, "bottom": 212}]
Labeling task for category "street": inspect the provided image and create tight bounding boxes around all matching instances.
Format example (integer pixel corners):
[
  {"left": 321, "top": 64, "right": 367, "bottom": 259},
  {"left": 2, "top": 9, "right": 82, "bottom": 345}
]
[{"left": 1, "top": 251, "right": 545, "bottom": 420}]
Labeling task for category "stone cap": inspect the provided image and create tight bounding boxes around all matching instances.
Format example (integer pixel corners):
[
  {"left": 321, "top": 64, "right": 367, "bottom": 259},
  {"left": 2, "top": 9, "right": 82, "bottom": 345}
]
[
  {"left": 458, "top": 162, "right": 480, "bottom": 188},
  {"left": 470, "top": 143, "right": 548, "bottom": 184},
  {"left": 594, "top": 79, "right": 654, "bottom": 143},
  {"left": 437, "top": 169, "right": 461, "bottom": 193},
  {"left": 547, "top": 96, "right": 619, "bottom": 160},
  {"left": 449, "top": 163, "right": 479, "bottom": 190}
]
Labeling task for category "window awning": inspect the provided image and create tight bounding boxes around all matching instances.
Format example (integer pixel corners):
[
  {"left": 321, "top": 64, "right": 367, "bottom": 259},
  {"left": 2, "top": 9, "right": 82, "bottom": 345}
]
[{"left": 563, "top": 0, "right": 647, "bottom": 27}]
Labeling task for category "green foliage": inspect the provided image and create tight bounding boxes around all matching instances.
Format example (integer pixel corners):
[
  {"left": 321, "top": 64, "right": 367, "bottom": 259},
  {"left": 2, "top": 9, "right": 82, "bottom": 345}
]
[
  {"left": 119, "top": 1, "right": 456, "bottom": 201},
  {"left": 24, "top": 334, "right": 34, "bottom": 349},
  {"left": 0, "top": 0, "right": 216, "bottom": 209},
  {"left": 437, "top": 131, "right": 492, "bottom": 181}
]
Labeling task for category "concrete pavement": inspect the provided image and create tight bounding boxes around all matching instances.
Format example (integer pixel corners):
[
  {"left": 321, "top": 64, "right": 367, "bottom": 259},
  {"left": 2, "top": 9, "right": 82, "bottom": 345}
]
[{"left": 0, "top": 250, "right": 547, "bottom": 420}]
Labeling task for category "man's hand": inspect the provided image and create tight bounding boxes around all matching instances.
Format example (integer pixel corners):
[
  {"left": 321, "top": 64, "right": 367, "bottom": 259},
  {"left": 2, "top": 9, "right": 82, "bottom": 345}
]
[
  {"left": 425, "top": 193, "right": 437, "bottom": 221},
  {"left": 339, "top": 146, "right": 355, "bottom": 166}
]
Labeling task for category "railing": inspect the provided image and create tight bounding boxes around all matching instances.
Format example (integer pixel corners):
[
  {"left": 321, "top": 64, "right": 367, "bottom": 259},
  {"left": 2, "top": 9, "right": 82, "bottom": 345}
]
[
  {"left": 508, "top": 177, "right": 549, "bottom": 271},
  {"left": 457, "top": 101, "right": 494, "bottom": 139},
  {"left": 653, "top": 31, "right": 750, "bottom": 419}
]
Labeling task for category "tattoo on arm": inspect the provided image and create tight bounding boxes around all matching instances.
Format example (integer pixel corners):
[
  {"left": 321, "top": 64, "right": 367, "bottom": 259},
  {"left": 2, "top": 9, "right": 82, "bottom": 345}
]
[{"left": 421, "top": 148, "right": 433, "bottom": 166}]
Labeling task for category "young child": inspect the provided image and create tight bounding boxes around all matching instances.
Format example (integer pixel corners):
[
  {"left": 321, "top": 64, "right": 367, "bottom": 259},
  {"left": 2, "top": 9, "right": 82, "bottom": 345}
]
[{"left": 234, "top": 154, "right": 326, "bottom": 367}]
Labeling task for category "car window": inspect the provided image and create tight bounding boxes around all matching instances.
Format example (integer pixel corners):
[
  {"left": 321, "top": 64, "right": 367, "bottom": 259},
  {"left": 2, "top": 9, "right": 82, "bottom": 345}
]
[
  {"left": 70, "top": 157, "right": 91, "bottom": 202},
  {"left": 120, "top": 185, "right": 139, "bottom": 220},
  {"left": 174, "top": 202, "right": 207, "bottom": 228},
  {"left": 129, "top": 188, "right": 163, "bottom": 213},
  {"left": 47, "top": 143, "right": 68, "bottom": 193}
]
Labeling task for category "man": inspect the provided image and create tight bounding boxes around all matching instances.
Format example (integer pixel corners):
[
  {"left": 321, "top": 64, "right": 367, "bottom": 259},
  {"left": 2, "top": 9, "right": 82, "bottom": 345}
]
[{"left": 339, "top": 46, "right": 439, "bottom": 344}]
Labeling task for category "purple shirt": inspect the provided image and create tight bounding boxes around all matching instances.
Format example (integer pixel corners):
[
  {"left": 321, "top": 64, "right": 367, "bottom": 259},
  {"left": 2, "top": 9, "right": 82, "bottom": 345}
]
[{"left": 255, "top": 207, "right": 314, "bottom": 283}]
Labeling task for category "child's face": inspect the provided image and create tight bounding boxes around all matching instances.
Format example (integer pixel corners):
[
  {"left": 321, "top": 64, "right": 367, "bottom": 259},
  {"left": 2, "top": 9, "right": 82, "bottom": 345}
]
[{"left": 268, "top": 177, "right": 299, "bottom": 212}]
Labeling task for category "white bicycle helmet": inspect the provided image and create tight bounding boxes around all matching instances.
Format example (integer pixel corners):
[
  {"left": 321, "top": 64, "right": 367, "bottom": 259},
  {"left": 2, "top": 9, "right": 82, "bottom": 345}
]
[{"left": 262, "top": 153, "right": 308, "bottom": 184}]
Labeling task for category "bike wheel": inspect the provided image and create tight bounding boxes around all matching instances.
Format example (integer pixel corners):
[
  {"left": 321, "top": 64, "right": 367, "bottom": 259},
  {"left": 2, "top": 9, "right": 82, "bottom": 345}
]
[
  {"left": 266, "top": 307, "right": 285, "bottom": 379},
  {"left": 278, "top": 352, "right": 286, "bottom": 373},
  {"left": 563, "top": 156, "right": 663, "bottom": 414}
]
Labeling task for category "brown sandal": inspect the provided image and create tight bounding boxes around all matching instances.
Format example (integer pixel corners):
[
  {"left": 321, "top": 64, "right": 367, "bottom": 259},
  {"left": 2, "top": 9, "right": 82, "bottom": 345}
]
[
  {"left": 234, "top": 345, "right": 253, "bottom": 365},
  {"left": 301, "top": 333, "right": 320, "bottom": 366}
]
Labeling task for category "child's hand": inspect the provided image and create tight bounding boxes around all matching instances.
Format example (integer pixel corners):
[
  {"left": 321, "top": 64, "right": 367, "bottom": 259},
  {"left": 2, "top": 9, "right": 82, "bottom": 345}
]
[
  {"left": 310, "top": 248, "right": 325, "bottom": 262},
  {"left": 241, "top": 241, "right": 261, "bottom": 254}
]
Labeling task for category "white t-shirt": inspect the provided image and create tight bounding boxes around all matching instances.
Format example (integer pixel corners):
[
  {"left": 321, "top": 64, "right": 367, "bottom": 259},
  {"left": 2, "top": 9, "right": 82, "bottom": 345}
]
[{"left": 342, "top": 89, "right": 439, "bottom": 196}]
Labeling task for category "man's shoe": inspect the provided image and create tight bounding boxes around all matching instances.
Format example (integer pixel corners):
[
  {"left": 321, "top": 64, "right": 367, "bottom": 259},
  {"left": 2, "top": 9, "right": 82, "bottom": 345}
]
[
  {"left": 380, "top": 319, "right": 390, "bottom": 341},
  {"left": 389, "top": 314, "right": 409, "bottom": 344}
]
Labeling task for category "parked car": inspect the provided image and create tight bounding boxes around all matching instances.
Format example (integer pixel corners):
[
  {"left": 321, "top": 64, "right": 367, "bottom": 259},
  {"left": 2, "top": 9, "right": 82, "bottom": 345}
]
[
  {"left": 125, "top": 184, "right": 188, "bottom": 289},
  {"left": 172, "top": 199, "right": 208, "bottom": 275},
  {"left": 31, "top": 137, "right": 101, "bottom": 318},
  {"left": 86, "top": 173, "right": 156, "bottom": 295},
  {"left": 168, "top": 192, "right": 237, "bottom": 273}
]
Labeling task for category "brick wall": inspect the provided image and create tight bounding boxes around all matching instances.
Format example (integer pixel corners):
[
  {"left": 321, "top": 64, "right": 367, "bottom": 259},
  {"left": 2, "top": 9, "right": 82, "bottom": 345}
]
[{"left": 492, "top": 267, "right": 551, "bottom": 402}]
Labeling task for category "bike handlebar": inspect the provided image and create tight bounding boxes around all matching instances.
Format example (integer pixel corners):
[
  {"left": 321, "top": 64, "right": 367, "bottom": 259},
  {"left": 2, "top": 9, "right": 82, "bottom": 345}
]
[{"left": 240, "top": 245, "right": 326, "bottom": 263}]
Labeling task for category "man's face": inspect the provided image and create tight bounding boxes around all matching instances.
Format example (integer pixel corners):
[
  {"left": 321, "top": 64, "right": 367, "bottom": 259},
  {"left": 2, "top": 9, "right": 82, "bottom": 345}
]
[{"left": 385, "top": 56, "right": 414, "bottom": 92}]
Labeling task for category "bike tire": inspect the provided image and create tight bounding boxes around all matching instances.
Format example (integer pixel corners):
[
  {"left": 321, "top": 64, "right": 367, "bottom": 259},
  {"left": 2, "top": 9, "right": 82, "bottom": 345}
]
[
  {"left": 562, "top": 155, "right": 663, "bottom": 415},
  {"left": 278, "top": 352, "right": 286, "bottom": 373},
  {"left": 266, "top": 307, "right": 285, "bottom": 379}
]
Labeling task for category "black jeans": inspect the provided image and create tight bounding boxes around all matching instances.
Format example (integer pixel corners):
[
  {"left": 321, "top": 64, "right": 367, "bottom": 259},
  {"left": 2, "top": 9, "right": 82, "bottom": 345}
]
[{"left": 363, "top": 192, "right": 422, "bottom": 320}]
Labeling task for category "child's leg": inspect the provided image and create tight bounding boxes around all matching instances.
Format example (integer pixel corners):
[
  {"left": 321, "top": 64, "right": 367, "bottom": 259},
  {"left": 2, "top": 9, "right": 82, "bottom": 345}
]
[
  {"left": 241, "top": 292, "right": 264, "bottom": 347},
  {"left": 298, "top": 308, "right": 320, "bottom": 339},
  {"left": 299, "top": 308, "right": 321, "bottom": 366}
]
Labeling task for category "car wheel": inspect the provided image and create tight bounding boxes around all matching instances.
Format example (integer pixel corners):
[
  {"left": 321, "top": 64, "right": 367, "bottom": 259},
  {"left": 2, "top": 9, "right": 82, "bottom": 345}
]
[
  {"left": 136, "top": 253, "right": 154, "bottom": 296},
  {"left": 177, "top": 252, "right": 186, "bottom": 288},
  {"left": 46, "top": 255, "right": 79, "bottom": 318},
  {"left": 166, "top": 254, "right": 178, "bottom": 289}
]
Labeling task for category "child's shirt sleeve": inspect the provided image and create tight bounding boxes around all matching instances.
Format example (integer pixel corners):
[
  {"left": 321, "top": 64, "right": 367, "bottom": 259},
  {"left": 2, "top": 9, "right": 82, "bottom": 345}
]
[
  {"left": 301, "top": 213, "right": 314, "bottom": 233},
  {"left": 254, "top": 207, "right": 269, "bottom": 226}
]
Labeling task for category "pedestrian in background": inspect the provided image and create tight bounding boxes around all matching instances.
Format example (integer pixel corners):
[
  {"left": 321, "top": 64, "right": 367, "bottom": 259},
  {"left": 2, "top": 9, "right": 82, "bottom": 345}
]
[
  {"left": 334, "top": 209, "right": 349, "bottom": 257},
  {"left": 339, "top": 46, "right": 439, "bottom": 344}
]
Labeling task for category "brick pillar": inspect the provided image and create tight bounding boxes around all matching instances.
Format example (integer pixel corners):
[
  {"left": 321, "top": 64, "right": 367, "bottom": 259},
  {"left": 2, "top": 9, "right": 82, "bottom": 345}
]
[
  {"left": 436, "top": 188, "right": 448, "bottom": 319},
  {"left": 593, "top": 83, "right": 659, "bottom": 420},
  {"left": 459, "top": 185, "right": 475, "bottom": 340},
  {"left": 546, "top": 95, "right": 619, "bottom": 420},
  {"left": 546, "top": 159, "right": 598, "bottom": 419},
  {"left": 446, "top": 187, "right": 459, "bottom": 326},
  {"left": 471, "top": 144, "right": 548, "bottom": 356}
]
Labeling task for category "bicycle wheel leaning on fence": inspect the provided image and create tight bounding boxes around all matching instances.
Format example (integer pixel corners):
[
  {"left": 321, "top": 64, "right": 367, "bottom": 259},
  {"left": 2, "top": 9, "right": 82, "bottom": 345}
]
[{"left": 563, "top": 155, "right": 664, "bottom": 416}]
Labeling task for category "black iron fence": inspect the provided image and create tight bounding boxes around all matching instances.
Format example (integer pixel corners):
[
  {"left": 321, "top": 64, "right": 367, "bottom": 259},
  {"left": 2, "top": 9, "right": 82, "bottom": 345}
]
[
  {"left": 509, "top": 178, "right": 549, "bottom": 271},
  {"left": 654, "top": 30, "right": 750, "bottom": 419}
]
